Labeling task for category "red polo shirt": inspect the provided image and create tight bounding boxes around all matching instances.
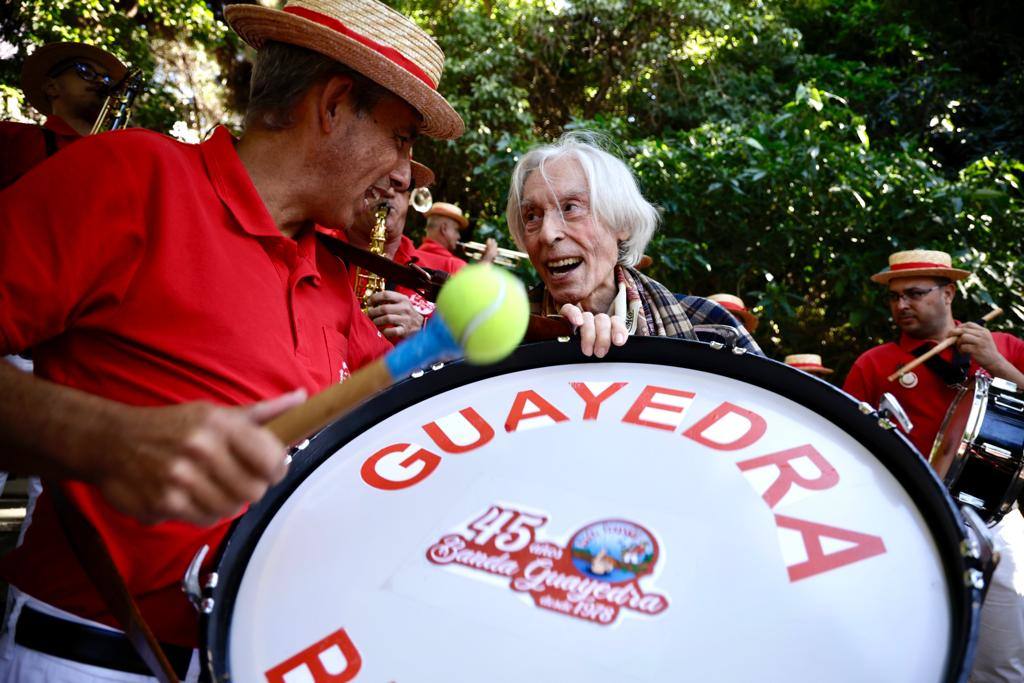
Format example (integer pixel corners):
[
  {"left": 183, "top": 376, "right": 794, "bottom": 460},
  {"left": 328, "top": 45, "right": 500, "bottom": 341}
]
[
  {"left": 0, "top": 125, "right": 390, "bottom": 645},
  {"left": 0, "top": 116, "right": 81, "bottom": 190},
  {"left": 843, "top": 330, "right": 1024, "bottom": 457},
  {"left": 414, "top": 237, "right": 467, "bottom": 274}
]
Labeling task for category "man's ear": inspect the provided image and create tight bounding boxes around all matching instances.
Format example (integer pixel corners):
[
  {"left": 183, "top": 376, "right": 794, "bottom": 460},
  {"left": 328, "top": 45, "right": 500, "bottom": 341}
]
[
  {"left": 944, "top": 282, "right": 957, "bottom": 304},
  {"left": 317, "top": 74, "right": 355, "bottom": 133}
]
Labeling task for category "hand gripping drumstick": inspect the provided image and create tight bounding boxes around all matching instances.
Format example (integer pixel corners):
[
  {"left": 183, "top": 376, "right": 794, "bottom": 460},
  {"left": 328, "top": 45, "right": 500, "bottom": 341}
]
[
  {"left": 887, "top": 306, "right": 1003, "bottom": 383},
  {"left": 266, "top": 264, "right": 530, "bottom": 445}
]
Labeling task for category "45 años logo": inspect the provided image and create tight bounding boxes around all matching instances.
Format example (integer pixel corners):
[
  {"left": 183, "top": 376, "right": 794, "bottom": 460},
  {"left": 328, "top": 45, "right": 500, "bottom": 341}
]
[{"left": 426, "top": 505, "right": 668, "bottom": 625}]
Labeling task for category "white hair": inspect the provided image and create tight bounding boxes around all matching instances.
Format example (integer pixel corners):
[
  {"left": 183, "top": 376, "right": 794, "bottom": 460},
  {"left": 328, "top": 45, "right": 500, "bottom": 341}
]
[{"left": 505, "top": 131, "right": 660, "bottom": 267}]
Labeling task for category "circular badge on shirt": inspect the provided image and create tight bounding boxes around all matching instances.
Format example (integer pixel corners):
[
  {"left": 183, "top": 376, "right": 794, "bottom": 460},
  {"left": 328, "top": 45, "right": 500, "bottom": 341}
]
[{"left": 899, "top": 371, "right": 918, "bottom": 389}]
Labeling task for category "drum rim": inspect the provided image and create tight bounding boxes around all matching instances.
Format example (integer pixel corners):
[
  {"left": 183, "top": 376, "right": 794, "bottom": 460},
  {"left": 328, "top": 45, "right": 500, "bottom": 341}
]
[
  {"left": 940, "top": 374, "right": 989, "bottom": 494},
  {"left": 201, "top": 338, "right": 975, "bottom": 683}
]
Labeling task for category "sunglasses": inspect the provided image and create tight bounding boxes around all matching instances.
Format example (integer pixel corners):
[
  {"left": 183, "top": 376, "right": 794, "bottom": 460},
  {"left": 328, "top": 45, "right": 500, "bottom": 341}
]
[
  {"left": 887, "top": 284, "right": 943, "bottom": 303},
  {"left": 51, "top": 61, "right": 114, "bottom": 88}
]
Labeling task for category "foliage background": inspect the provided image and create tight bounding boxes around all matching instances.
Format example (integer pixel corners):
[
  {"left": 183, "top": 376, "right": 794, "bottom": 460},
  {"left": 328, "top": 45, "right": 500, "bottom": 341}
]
[{"left": 2, "top": 0, "right": 1022, "bottom": 379}]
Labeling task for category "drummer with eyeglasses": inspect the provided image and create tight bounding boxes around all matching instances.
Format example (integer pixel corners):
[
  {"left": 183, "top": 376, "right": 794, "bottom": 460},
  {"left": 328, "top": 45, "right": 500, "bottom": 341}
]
[
  {"left": 506, "top": 131, "right": 762, "bottom": 357},
  {"left": 0, "top": 41, "right": 127, "bottom": 189},
  {"left": 842, "top": 248, "right": 1024, "bottom": 683}
]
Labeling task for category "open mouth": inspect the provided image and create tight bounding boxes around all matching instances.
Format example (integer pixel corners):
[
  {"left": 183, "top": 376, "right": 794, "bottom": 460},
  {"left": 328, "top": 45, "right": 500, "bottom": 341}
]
[{"left": 547, "top": 257, "right": 583, "bottom": 275}]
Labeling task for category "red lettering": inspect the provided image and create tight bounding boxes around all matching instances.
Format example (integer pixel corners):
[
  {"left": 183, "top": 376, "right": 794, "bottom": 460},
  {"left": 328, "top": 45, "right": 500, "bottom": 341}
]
[
  {"left": 265, "top": 627, "right": 362, "bottom": 683},
  {"left": 570, "top": 381, "right": 627, "bottom": 420},
  {"left": 683, "top": 401, "right": 767, "bottom": 450},
  {"left": 361, "top": 443, "right": 440, "bottom": 491},
  {"left": 422, "top": 407, "right": 494, "bottom": 453},
  {"left": 736, "top": 445, "right": 839, "bottom": 508},
  {"left": 505, "top": 390, "right": 570, "bottom": 432},
  {"left": 622, "top": 385, "right": 695, "bottom": 431},
  {"left": 775, "top": 514, "right": 886, "bottom": 582}
]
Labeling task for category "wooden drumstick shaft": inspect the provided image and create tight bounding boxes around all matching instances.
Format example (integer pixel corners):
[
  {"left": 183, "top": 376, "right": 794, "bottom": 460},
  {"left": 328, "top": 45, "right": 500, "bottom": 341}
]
[
  {"left": 886, "top": 306, "right": 1003, "bottom": 382},
  {"left": 265, "top": 360, "right": 392, "bottom": 445},
  {"left": 265, "top": 315, "right": 462, "bottom": 445}
]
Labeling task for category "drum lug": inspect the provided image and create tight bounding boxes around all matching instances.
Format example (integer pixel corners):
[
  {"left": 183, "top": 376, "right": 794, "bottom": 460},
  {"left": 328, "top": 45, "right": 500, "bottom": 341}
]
[
  {"left": 731, "top": 346, "right": 747, "bottom": 355},
  {"left": 991, "top": 377, "right": 1021, "bottom": 395},
  {"left": 708, "top": 342, "right": 724, "bottom": 351},
  {"left": 993, "top": 392, "right": 1024, "bottom": 413},
  {"left": 285, "top": 438, "right": 311, "bottom": 467},
  {"left": 960, "top": 505, "right": 999, "bottom": 595},
  {"left": 981, "top": 443, "right": 1013, "bottom": 460},
  {"left": 964, "top": 568, "right": 985, "bottom": 590},
  {"left": 878, "top": 393, "right": 913, "bottom": 433},
  {"left": 858, "top": 401, "right": 874, "bottom": 415},
  {"left": 183, "top": 544, "right": 217, "bottom": 614}
]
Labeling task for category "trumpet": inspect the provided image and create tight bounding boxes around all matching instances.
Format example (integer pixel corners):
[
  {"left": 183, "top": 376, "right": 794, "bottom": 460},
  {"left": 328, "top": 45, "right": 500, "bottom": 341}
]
[
  {"left": 409, "top": 186, "right": 528, "bottom": 268},
  {"left": 458, "top": 241, "right": 528, "bottom": 268},
  {"left": 90, "top": 67, "right": 144, "bottom": 135}
]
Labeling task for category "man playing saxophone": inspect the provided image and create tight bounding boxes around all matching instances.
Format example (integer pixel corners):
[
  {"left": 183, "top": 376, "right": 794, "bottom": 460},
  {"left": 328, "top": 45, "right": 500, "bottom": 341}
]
[
  {"left": 345, "top": 160, "right": 438, "bottom": 342},
  {"left": 0, "top": 41, "right": 127, "bottom": 189}
]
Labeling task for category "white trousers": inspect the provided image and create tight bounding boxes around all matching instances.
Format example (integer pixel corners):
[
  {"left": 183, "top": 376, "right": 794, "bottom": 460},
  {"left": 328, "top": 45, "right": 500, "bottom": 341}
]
[
  {"left": 970, "top": 509, "right": 1024, "bottom": 682},
  {"left": 0, "top": 590, "right": 199, "bottom": 683}
]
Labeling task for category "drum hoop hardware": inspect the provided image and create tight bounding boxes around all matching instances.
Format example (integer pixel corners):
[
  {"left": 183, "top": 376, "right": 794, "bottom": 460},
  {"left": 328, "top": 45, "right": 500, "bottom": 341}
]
[
  {"left": 992, "top": 377, "right": 1021, "bottom": 394},
  {"left": 993, "top": 393, "right": 1024, "bottom": 413},
  {"left": 878, "top": 392, "right": 913, "bottom": 433},
  {"left": 183, "top": 544, "right": 217, "bottom": 615},
  {"left": 980, "top": 443, "right": 1013, "bottom": 460}
]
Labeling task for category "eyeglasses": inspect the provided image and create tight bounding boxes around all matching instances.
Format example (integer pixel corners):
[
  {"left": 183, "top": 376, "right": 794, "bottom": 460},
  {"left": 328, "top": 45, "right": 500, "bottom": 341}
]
[
  {"left": 887, "top": 285, "right": 943, "bottom": 303},
  {"left": 51, "top": 61, "right": 114, "bottom": 88}
]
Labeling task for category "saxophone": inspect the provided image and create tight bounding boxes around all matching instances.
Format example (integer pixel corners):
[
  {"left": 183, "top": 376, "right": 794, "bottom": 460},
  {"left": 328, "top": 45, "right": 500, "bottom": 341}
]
[
  {"left": 354, "top": 204, "right": 390, "bottom": 313},
  {"left": 90, "top": 68, "right": 144, "bottom": 134}
]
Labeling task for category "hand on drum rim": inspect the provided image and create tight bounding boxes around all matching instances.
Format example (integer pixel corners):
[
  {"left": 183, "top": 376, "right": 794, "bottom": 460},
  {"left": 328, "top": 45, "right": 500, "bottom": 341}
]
[{"left": 560, "top": 303, "right": 627, "bottom": 358}]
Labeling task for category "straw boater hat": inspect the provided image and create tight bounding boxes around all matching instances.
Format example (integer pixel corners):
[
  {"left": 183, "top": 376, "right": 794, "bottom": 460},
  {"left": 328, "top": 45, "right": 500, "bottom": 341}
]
[
  {"left": 225, "top": 0, "right": 463, "bottom": 139},
  {"left": 411, "top": 160, "right": 433, "bottom": 188},
  {"left": 425, "top": 201, "right": 469, "bottom": 230},
  {"left": 870, "top": 249, "right": 970, "bottom": 285},
  {"left": 21, "top": 42, "right": 127, "bottom": 116},
  {"left": 785, "top": 354, "right": 833, "bottom": 376},
  {"left": 708, "top": 293, "right": 759, "bottom": 332}
]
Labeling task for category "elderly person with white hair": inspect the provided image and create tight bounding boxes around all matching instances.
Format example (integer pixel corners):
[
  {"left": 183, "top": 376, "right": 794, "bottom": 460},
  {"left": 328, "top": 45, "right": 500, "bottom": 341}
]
[{"left": 507, "top": 132, "right": 762, "bottom": 357}]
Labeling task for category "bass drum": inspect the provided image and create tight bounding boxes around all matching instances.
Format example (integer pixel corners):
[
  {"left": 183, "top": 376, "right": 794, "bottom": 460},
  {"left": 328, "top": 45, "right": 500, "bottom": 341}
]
[{"left": 199, "top": 339, "right": 981, "bottom": 683}]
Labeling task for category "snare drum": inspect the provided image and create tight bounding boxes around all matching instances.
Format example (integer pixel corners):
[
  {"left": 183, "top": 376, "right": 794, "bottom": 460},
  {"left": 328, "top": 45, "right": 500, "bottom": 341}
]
[
  {"left": 196, "top": 339, "right": 982, "bottom": 682},
  {"left": 932, "top": 372, "right": 1024, "bottom": 525}
]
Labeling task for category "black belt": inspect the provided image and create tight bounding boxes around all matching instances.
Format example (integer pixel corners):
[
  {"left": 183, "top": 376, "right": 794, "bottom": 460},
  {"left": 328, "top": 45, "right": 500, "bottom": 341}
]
[{"left": 14, "top": 605, "right": 193, "bottom": 678}]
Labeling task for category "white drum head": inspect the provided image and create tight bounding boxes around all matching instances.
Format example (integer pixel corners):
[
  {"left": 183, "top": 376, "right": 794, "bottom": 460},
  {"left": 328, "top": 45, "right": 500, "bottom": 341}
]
[{"left": 205, "top": 341, "right": 971, "bottom": 683}]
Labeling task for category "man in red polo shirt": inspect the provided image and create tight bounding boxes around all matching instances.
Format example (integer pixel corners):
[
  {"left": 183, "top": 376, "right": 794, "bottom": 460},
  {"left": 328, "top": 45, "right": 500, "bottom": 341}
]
[
  {"left": 414, "top": 200, "right": 471, "bottom": 273},
  {"left": 0, "top": 42, "right": 127, "bottom": 189},
  {"left": 344, "top": 160, "right": 439, "bottom": 342},
  {"left": 843, "top": 248, "right": 1024, "bottom": 682},
  {"left": 0, "top": 0, "right": 464, "bottom": 679}
]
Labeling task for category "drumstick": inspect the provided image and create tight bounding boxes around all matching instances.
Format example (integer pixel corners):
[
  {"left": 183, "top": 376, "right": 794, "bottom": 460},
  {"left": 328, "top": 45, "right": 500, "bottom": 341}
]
[
  {"left": 887, "top": 306, "right": 1003, "bottom": 383},
  {"left": 266, "top": 266, "right": 527, "bottom": 445}
]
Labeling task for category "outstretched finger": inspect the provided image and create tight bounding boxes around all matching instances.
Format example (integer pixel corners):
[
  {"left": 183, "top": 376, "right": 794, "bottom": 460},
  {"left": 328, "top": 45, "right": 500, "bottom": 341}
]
[{"left": 593, "top": 313, "right": 613, "bottom": 358}]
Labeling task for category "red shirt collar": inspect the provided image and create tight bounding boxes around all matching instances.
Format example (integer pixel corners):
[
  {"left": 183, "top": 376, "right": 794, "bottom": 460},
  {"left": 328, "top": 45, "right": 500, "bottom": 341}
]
[
  {"left": 200, "top": 126, "right": 321, "bottom": 279},
  {"left": 200, "top": 126, "right": 281, "bottom": 240},
  {"left": 43, "top": 116, "right": 80, "bottom": 140}
]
